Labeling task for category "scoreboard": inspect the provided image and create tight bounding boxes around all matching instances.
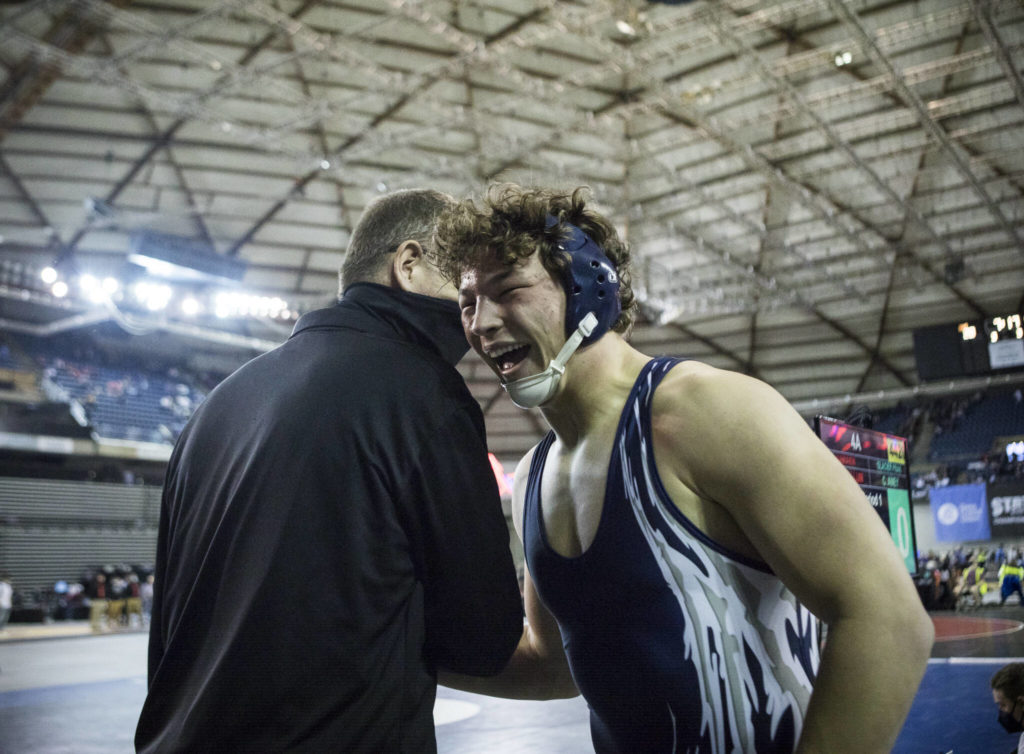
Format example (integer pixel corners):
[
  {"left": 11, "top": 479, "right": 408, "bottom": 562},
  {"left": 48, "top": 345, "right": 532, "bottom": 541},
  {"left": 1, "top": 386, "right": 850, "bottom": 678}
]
[
  {"left": 815, "top": 417, "right": 917, "bottom": 574},
  {"left": 913, "top": 312, "right": 1024, "bottom": 380}
]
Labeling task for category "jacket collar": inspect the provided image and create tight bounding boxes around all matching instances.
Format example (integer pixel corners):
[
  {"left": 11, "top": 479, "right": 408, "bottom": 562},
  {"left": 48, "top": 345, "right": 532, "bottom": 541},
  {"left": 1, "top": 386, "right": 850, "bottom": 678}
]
[{"left": 290, "top": 282, "right": 469, "bottom": 366}]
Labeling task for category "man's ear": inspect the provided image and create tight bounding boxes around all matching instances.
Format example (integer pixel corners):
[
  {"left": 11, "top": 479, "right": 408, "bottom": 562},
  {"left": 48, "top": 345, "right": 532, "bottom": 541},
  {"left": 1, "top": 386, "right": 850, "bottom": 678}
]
[{"left": 390, "top": 240, "right": 424, "bottom": 292}]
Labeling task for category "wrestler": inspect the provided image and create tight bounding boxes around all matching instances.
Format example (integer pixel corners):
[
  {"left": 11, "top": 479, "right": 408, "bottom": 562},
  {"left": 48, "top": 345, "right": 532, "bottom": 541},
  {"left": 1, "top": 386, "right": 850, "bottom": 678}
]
[{"left": 435, "top": 185, "right": 933, "bottom": 753}]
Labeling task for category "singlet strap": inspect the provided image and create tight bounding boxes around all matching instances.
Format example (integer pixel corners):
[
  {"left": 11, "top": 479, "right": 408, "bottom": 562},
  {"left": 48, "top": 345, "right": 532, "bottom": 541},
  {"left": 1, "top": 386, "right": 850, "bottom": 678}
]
[{"left": 523, "top": 431, "right": 557, "bottom": 575}]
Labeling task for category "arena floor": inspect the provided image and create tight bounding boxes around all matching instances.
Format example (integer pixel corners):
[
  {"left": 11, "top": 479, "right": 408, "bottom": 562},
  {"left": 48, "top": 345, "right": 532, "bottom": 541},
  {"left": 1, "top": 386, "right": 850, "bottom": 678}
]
[{"left": 2, "top": 609, "right": 1023, "bottom": 753}]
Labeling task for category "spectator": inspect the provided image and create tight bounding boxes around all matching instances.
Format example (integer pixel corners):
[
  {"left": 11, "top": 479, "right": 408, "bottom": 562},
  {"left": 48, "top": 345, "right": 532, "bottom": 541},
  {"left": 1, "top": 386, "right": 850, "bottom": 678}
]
[
  {"left": 992, "top": 662, "right": 1024, "bottom": 752},
  {"left": 126, "top": 574, "right": 144, "bottom": 627},
  {"left": 107, "top": 574, "right": 127, "bottom": 628},
  {"left": 66, "top": 582, "right": 85, "bottom": 620},
  {"left": 956, "top": 556, "right": 988, "bottom": 610},
  {"left": 953, "top": 546, "right": 967, "bottom": 569},
  {"left": 140, "top": 574, "right": 154, "bottom": 624},
  {"left": 53, "top": 579, "right": 70, "bottom": 620},
  {"left": 937, "top": 556, "right": 953, "bottom": 609},
  {"left": 88, "top": 573, "right": 108, "bottom": 633},
  {"left": 1001, "top": 561, "right": 1024, "bottom": 607},
  {"left": 0, "top": 573, "right": 12, "bottom": 635}
]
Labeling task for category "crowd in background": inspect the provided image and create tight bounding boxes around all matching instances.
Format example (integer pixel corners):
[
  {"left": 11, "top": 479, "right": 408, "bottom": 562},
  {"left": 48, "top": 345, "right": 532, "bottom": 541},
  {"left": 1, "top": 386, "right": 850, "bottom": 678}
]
[
  {"left": 4, "top": 565, "right": 154, "bottom": 631},
  {"left": 913, "top": 454, "right": 1024, "bottom": 494},
  {"left": 917, "top": 544, "right": 1024, "bottom": 611},
  {"left": 1, "top": 333, "right": 223, "bottom": 446},
  {"left": 39, "top": 356, "right": 209, "bottom": 445},
  {"left": 80, "top": 568, "right": 154, "bottom": 633},
  {"left": 929, "top": 392, "right": 984, "bottom": 438}
]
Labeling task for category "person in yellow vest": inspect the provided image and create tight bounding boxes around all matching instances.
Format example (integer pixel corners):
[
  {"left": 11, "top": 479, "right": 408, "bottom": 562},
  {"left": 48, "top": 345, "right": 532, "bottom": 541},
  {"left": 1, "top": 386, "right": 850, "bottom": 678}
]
[
  {"left": 1000, "top": 560, "right": 1024, "bottom": 606},
  {"left": 956, "top": 556, "right": 988, "bottom": 610}
]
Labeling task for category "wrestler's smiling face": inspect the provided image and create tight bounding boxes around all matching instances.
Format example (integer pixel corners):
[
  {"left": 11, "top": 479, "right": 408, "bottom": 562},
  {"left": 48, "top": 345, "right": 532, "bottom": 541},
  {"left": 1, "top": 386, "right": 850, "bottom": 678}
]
[{"left": 458, "top": 252, "right": 566, "bottom": 383}]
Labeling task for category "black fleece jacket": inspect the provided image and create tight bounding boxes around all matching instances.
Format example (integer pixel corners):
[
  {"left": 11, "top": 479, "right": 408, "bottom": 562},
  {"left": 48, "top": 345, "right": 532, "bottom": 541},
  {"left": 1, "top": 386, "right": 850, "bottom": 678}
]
[{"left": 136, "top": 283, "right": 522, "bottom": 753}]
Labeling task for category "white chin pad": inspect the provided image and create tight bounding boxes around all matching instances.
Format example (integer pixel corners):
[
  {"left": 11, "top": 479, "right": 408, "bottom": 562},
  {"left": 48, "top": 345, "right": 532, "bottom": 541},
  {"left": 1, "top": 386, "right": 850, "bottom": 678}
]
[{"left": 502, "top": 312, "right": 599, "bottom": 409}]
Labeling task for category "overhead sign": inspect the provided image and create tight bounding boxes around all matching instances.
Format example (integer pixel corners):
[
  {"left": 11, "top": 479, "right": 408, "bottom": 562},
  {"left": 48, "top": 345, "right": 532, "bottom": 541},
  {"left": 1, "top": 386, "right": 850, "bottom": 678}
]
[
  {"left": 930, "top": 484, "right": 990, "bottom": 542},
  {"left": 988, "top": 480, "right": 1024, "bottom": 538}
]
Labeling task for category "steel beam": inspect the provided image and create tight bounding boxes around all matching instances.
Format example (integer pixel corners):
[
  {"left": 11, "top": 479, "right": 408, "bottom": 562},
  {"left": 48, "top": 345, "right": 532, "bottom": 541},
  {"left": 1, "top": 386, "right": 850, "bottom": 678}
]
[
  {"left": 826, "top": 0, "right": 1024, "bottom": 250},
  {"left": 0, "top": 0, "right": 134, "bottom": 142}
]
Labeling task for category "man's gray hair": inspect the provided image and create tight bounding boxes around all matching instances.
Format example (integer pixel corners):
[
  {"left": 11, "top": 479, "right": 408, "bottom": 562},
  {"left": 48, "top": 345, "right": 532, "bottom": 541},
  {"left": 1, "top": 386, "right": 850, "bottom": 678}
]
[{"left": 339, "top": 189, "right": 453, "bottom": 295}]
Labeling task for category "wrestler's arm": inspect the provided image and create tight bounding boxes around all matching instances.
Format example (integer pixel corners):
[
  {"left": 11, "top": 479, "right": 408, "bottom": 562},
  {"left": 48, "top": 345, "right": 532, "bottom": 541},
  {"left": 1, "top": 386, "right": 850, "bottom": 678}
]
[
  {"left": 438, "top": 448, "right": 579, "bottom": 700},
  {"left": 657, "top": 364, "right": 933, "bottom": 754}
]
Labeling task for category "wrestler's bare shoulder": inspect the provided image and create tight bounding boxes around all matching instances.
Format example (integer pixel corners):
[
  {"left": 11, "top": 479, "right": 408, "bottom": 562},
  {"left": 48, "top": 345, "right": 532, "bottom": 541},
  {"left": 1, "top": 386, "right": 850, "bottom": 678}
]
[
  {"left": 649, "top": 361, "right": 789, "bottom": 461},
  {"left": 651, "top": 360, "right": 765, "bottom": 412}
]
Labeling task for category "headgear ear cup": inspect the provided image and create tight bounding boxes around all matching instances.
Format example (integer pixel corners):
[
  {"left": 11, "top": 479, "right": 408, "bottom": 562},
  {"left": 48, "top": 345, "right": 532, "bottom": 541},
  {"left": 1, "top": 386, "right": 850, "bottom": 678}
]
[{"left": 545, "top": 216, "right": 621, "bottom": 348}]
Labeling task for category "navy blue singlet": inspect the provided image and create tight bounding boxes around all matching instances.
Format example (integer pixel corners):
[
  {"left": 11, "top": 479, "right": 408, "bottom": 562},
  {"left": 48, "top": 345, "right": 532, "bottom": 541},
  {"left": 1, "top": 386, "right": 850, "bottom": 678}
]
[{"left": 523, "top": 357, "right": 819, "bottom": 754}]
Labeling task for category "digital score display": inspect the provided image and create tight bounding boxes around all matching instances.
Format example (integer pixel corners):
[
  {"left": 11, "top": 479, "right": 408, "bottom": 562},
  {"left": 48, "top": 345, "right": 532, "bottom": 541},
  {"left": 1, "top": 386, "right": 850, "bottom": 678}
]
[
  {"left": 815, "top": 417, "right": 917, "bottom": 574},
  {"left": 914, "top": 312, "right": 1024, "bottom": 380},
  {"left": 958, "top": 313, "right": 1024, "bottom": 370}
]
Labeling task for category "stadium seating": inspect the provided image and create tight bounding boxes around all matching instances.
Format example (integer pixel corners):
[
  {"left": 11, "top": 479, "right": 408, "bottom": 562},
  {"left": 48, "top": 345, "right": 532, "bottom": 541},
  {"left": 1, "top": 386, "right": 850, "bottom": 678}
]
[
  {"left": 7, "top": 337, "right": 209, "bottom": 446},
  {"left": 929, "top": 390, "right": 1024, "bottom": 461}
]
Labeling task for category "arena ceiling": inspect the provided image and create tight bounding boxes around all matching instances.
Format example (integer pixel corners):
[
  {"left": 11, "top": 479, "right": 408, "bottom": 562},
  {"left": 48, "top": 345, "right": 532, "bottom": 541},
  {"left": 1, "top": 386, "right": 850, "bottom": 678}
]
[{"left": 1, "top": 0, "right": 1023, "bottom": 460}]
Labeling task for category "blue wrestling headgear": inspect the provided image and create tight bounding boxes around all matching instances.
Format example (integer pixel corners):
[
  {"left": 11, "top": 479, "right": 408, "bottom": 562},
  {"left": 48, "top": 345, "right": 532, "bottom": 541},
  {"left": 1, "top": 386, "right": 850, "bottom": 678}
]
[
  {"left": 548, "top": 215, "right": 621, "bottom": 349},
  {"left": 502, "top": 217, "right": 621, "bottom": 410}
]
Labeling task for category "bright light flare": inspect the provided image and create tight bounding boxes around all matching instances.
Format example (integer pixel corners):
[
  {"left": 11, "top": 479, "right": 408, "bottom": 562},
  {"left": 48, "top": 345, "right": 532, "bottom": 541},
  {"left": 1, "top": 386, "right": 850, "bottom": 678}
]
[
  {"left": 133, "top": 281, "right": 173, "bottom": 311},
  {"left": 213, "top": 291, "right": 292, "bottom": 319}
]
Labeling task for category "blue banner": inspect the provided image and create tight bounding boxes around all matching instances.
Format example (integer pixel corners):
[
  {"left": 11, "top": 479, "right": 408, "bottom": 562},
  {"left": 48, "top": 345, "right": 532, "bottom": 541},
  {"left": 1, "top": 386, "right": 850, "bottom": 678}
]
[{"left": 930, "top": 484, "right": 990, "bottom": 542}]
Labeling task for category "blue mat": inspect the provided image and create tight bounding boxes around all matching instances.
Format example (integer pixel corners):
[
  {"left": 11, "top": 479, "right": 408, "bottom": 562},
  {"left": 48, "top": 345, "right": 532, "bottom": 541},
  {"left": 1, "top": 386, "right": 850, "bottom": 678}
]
[
  {"left": 894, "top": 659, "right": 1020, "bottom": 754},
  {"left": 1, "top": 659, "right": 1019, "bottom": 753}
]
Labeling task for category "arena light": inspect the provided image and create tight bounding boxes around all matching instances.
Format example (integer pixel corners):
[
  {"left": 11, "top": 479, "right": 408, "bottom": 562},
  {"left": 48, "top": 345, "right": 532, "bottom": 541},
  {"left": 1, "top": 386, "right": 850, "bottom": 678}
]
[
  {"left": 128, "top": 230, "right": 246, "bottom": 283},
  {"left": 41, "top": 266, "right": 58, "bottom": 284},
  {"left": 214, "top": 292, "right": 242, "bottom": 319},
  {"left": 615, "top": 19, "right": 637, "bottom": 35},
  {"left": 78, "top": 274, "right": 109, "bottom": 305},
  {"left": 181, "top": 297, "right": 202, "bottom": 316},
  {"left": 132, "top": 281, "right": 173, "bottom": 311},
  {"left": 213, "top": 291, "right": 292, "bottom": 319},
  {"left": 52, "top": 281, "right": 69, "bottom": 298}
]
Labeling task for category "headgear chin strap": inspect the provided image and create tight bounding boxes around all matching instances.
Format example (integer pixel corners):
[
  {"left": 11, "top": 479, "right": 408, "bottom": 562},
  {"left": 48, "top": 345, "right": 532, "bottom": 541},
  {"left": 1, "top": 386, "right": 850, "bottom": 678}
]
[{"left": 504, "top": 313, "right": 598, "bottom": 409}]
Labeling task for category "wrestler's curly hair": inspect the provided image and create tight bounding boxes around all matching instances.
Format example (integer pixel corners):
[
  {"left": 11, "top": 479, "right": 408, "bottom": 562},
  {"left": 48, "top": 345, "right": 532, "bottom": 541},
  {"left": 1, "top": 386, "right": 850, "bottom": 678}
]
[{"left": 433, "top": 184, "right": 636, "bottom": 334}]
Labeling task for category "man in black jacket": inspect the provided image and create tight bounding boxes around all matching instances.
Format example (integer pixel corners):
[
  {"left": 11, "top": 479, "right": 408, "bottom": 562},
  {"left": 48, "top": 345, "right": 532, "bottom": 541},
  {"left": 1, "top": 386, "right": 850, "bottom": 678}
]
[{"left": 136, "top": 189, "right": 523, "bottom": 753}]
